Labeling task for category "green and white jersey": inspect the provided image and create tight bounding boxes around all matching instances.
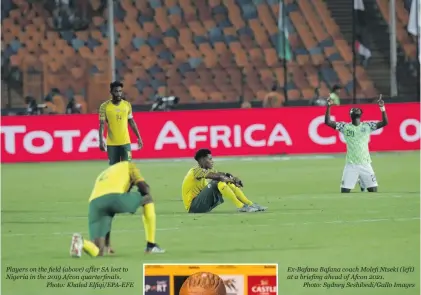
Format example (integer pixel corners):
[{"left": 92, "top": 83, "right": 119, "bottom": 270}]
[{"left": 336, "top": 122, "right": 378, "bottom": 164}]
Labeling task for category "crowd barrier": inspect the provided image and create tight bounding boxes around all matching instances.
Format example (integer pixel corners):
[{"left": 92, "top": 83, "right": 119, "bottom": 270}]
[{"left": 1, "top": 103, "right": 420, "bottom": 163}]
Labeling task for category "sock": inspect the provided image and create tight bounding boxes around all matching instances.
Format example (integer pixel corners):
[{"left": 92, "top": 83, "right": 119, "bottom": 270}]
[
  {"left": 142, "top": 203, "right": 156, "bottom": 244},
  {"left": 228, "top": 183, "right": 253, "bottom": 205},
  {"left": 217, "top": 182, "right": 244, "bottom": 208},
  {"left": 83, "top": 240, "right": 99, "bottom": 257}
]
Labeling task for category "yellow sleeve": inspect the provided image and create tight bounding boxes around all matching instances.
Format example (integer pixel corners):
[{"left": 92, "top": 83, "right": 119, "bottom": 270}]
[
  {"left": 99, "top": 102, "right": 107, "bottom": 122},
  {"left": 192, "top": 167, "right": 211, "bottom": 179},
  {"left": 127, "top": 102, "right": 133, "bottom": 119},
  {"left": 129, "top": 163, "right": 144, "bottom": 184}
]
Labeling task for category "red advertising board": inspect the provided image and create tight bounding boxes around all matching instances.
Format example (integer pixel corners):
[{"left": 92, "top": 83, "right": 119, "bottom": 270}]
[
  {"left": 247, "top": 276, "right": 277, "bottom": 295},
  {"left": 1, "top": 103, "right": 420, "bottom": 163}
]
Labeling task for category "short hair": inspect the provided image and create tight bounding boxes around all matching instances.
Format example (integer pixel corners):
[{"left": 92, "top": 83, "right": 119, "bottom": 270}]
[
  {"left": 194, "top": 149, "right": 211, "bottom": 161},
  {"left": 271, "top": 84, "right": 278, "bottom": 91},
  {"left": 331, "top": 84, "right": 342, "bottom": 92},
  {"left": 110, "top": 81, "right": 123, "bottom": 91}
]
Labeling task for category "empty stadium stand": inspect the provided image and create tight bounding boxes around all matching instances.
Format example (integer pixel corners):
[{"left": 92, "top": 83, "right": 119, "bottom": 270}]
[
  {"left": 372, "top": 0, "right": 419, "bottom": 97},
  {"left": 5, "top": 0, "right": 416, "bottom": 112}
]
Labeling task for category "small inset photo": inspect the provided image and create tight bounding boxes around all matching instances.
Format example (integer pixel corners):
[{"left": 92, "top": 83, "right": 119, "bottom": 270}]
[{"left": 143, "top": 263, "right": 278, "bottom": 295}]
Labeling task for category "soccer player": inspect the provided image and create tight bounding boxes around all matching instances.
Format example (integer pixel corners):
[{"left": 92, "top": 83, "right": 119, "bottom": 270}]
[
  {"left": 99, "top": 81, "right": 143, "bottom": 165},
  {"left": 324, "top": 95, "right": 388, "bottom": 193},
  {"left": 182, "top": 149, "right": 268, "bottom": 213},
  {"left": 69, "top": 161, "right": 165, "bottom": 257}
]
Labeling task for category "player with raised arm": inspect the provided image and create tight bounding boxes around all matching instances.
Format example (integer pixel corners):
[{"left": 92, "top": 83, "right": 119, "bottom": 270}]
[
  {"left": 69, "top": 161, "right": 165, "bottom": 258},
  {"left": 182, "top": 149, "right": 268, "bottom": 213},
  {"left": 324, "top": 95, "right": 388, "bottom": 193},
  {"left": 99, "top": 81, "right": 143, "bottom": 165}
]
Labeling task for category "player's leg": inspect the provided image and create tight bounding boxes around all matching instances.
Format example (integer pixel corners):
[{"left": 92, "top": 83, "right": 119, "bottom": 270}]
[
  {"left": 216, "top": 181, "right": 258, "bottom": 212},
  {"left": 120, "top": 144, "right": 132, "bottom": 162},
  {"left": 107, "top": 145, "right": 120, "bottom": 165},
  {"left": 188, "top": 181, "right": 225, "bottom": 213},
  {"left": 358, "top": 164, "right": 378, "bottom": 193},
  {"left": 340, "top": 164, "right": 359, "bottom": 193},
  {"left": 227, "top": 183, "right": 253, "bottom": 205},
  {"left": 104, "top": 232, "right": 114, "bottom": 254},
  {"left": 91, "top": 216, "right": 113, "bottom": 256},
  {"left": 70, "top": 201, "right": 105, "bottom": 258},
  {"left": 227, "top": 183, "right": 268, "bottom": 211},
  {"left": 70, "top": 232, "right": 101, "bottom": 258},
  {"left": 87, "top": 197, "right": 115, "bottom": 256},
  {"left": 358, "top": 178, "right": 366, "bottom": 192},
  {"left": 114, "top": 186, "right": 165, "bottom": 253}
]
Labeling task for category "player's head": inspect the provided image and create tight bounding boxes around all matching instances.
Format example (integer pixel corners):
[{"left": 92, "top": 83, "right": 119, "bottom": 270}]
[
  {"left": 194, "top": 149, "right": 213, "bottom": 169},
  {"left": 350, "top": 107, "right": 363, "bottom": 121},
  {"left": 271, "top": 84, "right": 278, "bottom": 92},
  {"left": 110, "top": 81, "right": 124, "bottom": 101},
  {"left": 331, "top": 84, "right": 342, "bottom": 94}
]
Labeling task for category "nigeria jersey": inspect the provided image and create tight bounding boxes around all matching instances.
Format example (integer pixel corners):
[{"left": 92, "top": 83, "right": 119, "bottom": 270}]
[{"left": 336, "top": 122, "right": 378, "bottom": 164}]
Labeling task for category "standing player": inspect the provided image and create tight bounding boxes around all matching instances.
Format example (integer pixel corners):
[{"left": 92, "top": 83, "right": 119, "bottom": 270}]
[
  {"left": 324, "top": 95, "right": 389, "bottom": 193},
  {"left": 69, "top": 161, "right": 165, "bottom": 257},
  {"left": 99, "top": 81, "right": 143, "bottom": 165},
  {"left": 182, "top": 149, "right": 268, "bottom": 213}
]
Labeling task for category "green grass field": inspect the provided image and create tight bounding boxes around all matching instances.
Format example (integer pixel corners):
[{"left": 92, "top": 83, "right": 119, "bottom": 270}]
[{"left": 1, "top": 152, "right": 420, "bottom": 295}]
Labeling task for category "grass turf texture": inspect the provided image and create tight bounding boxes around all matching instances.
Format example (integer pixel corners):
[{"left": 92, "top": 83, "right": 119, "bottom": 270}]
[{"left": 1, "top": 152, "right": 420, "bottom": 295}]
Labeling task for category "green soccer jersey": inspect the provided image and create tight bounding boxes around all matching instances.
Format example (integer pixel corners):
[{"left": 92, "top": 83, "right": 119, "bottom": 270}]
[{"left": 336, "top": 122, "right": 378, "bottom": 164}]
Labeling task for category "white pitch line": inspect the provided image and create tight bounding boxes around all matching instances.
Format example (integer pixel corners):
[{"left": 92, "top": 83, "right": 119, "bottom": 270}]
[
  {"left": 130, "top": 155, "right": 337, "bottom": 164},
  {"left": 6, "top": 208, "right": 416, "bottom": 222},
  {"left": 26, "top": 192, "right": 420, "bottom": 207},
  {"left": 280, "top": 194, "right": 419, "bottom": 200},
  {"left": 2, "top": 216, "right": 419, "bottom": 238}
]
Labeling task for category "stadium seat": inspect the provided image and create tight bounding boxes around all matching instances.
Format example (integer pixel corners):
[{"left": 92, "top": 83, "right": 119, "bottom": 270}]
[
  {"left": 376, "top": 0, "right": 417, "bottom": 60},
  {"left": 1, "top": 0, "right": 382, "bottom": 109}
]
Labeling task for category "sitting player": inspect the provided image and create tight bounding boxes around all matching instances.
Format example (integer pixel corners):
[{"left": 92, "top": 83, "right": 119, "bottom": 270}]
[
  {"left": 69, "top": 161, "right": 165, "bottom": 257},
  {"left": 181, "top": 149, "right": 268, "bottom": 213},
  {"left": 324, "top": 95, "right": 388, "bottom": 193}
]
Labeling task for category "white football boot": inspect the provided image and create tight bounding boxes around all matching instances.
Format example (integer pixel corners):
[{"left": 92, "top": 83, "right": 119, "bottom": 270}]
[
  {"left": 70, "top": 233, "right": 83, "bottom": 258},
  {"left": 145, "top": 244, "right": 166, "bottom": 254}
]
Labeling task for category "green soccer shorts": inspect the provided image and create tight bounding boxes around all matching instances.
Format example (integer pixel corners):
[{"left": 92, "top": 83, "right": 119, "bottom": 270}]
[
  {"left": 188, "top": 181, "right": 224, "bottom": 213},
  {"left": 88, "top": 192, "right": 143, "bottom": 240},
  {"left": 107, "top": 144, "right": 132, "bottom": 165}
]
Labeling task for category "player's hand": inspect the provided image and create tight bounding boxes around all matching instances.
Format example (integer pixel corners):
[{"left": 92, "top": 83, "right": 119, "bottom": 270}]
[
  {"left": 99, "top": 141, "right": 106, "bottom": 152},
  {"left": 225, "top": 174, "right": 243, "bottom": 187},
  {"left": 377, "top": 94, "right": 384, "bottom": 107},
  {"left": 137, "top": 139, "right": 143, "bottom": 150},
  {"left": 327, "top": 97, "right": 334, "bottom": 106},
  {"left": 233, "top": 177, "right": 243, "bottom": 187},
  {"left": 220, "top": 176, "right": 232, "bottom": 183}
]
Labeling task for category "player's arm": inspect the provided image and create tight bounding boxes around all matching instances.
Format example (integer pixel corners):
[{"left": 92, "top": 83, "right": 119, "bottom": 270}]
[
  {"left": 127, "top": 103, "right": 143, "bottom": 148},
  {"left": 207, "top": 172, "right": 232, "bottom": 183},
  {"left": 128, "top": 163, "right": 151, "bottom": 198},
  {"left": 223, "top": 173, "right": 244, "bottom": 187},
  {"left": 375, "top": 95, "right": 388, "bottom": 129},
  {"left": 98, "top": 103, "right": 106, "bottom": 151},
  {"left": 193, "top": 168, "right": 231, "bottom": 183},
  {"left": 324, "top": 98, "right": 337, "bottom": 129}
]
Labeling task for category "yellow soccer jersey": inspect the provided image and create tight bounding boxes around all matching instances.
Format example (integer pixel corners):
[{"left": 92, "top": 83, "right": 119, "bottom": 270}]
[
  {"left": 99, "top": 99, "right": 133, "bottom": 146},
  {"left": 181, "top": 166, "right": 217, "bottom": 211},
  {"left": 89, "top": 162, "right": 144, "bottom": 201}
]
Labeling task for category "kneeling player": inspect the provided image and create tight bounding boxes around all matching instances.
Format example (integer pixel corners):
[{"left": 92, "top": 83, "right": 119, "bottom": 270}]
[
  {"left": 181, "top": 149, "right": 267, "bottom": 213},
  {"left": 324, "top": 95, "right": 388, "bottom": 193},
  {"left": 70, "top": 161, "right": 165, "bottom": 257}
]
